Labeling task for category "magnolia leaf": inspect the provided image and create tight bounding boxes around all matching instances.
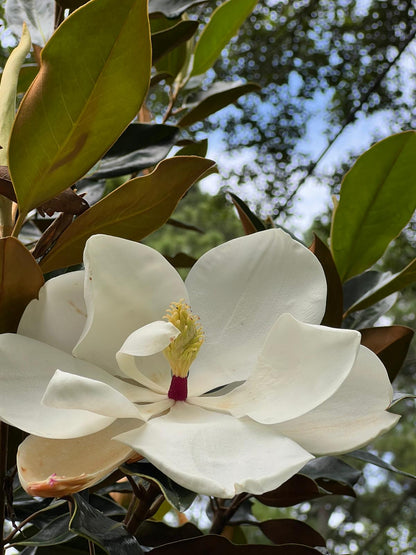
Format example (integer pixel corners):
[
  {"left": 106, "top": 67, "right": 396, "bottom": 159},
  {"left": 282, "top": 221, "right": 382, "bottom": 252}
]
[
  {"left": 121, "top": 461, "right": 196, "bottom": 512},
  {"left": 167, "top": 218, "right": 203, "bottom": 233},
  {"left": 347, "top": 257, "right": 416, "bottom": 313},
  {"left": 255, "top": 475, "right": 325, "bottom": 508},
  {"left": 137, "top": 521, "right": 203, "bottom": 547},
  {"left": 152, "top": 20, "right": 198, "bottom": 63},
  {"left": 390, "top": 392, "right": 416, "bottom": 407},
  {"left": 56, "top": 1, "right": 87, "bottom": 10},
  {"left": 0, "top": 237, "right": 44, "bottom": 333},
  {"left": 165, "top": 252, "right": 197, "bottom": 268},
  {"left": 9, "top": 0, "right": 151, "bottom": 219},
  {"left": 40, "top": 156, "right": 215, "bottom": 272},
  {"left": 258, "top": 519, "right": 326, "bottom": 548},
  {"left": 12, "top": 515, "right": 75, "bottom": 547},
  {"left": 0, "top": 23, "right": 31, "bottom": 166},
  {"left": 343, "top": 295, "right": 398, "bottom": 330},
  {"left": 345, "top": 450, "right": 416, "bottom": 480},
  {"left": 191, "top": 0, "right": 257, "bottom": 76},
  {"left": 150, "top": 535, "right": 322, "bottom": 553},
  {"left": 149, "top": 0, "right": 208, "bottom": 18},
  {"left": 16, "top": 64, "right": 39, "bottom": 95},
  {"left": 360, "top": 326, "right": 414, "bottom": 382},
  {"left": 69, "top": 494, "right": 142, "bottom": 554},
  {"left": 229, "top": 192, "right": 266, "bottom": 234},
  {"left": 37, "top": 189, "right": 89, "bottom": 217},
  {"left": 301, "top": 457, "right": 360, "bottom": 489},
  {"left": 0, "top": 166, "right": 15, "bottom": 201},
  {"left": 176, "top": 138, "right": 208, "bottom": 157},
  {"left": 90, "top": 123, "right": 179, "bottom": 180},
  {"left": 178, "top": 81, "right": 260, "bottom": 127},
  {"left": 5, "top": 0, "right": 54, "bottom": 47},
  {"left": 310, "top": 235, "right": 343, "bottom": 327},
  {"left": 331, "top": 131, "right": 416, "bottom": 281}
]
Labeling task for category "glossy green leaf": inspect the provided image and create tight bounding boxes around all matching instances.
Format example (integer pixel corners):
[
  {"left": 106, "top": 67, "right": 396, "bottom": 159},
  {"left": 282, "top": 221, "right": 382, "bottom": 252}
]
[
  {"left": 0, "top": 23, "right": 31, "bottom": 164},
  {"left": 191, "top": 0, "right": 258, "bottom": 76},
  {"left": 150, "top": 535, "right": 322, "bottom": 554},
  {"left": 331, "top": 131, "right": 416, "bottom": 281},
  {"left": 9, "top": 0, "right": 151, "bottom": 217},
  {"left": 152, "top": 20, "right": 198, "bottom": 63},
  {"left": 90, "top": 123, "right": 179, "bottom": 179},
  {"left": 69, "top": 493, "right": 142, "bottom": 555},
  {"left": 0, "top": 237, "right": 44, "bottom": 333},
  {"left": 121, "top": 461, "right": 197, "bottom": 512},
  {"left": 17, "top": 64, "right": 39, "bottom": 94},
  {"left": 12, "top": 515, "right": 75, "bottom": 547},
  {"left": 178, "top": 81, "right": 260, "bottom": 127},
  {"left": 345, "top": 450, "right": 416, "bottom": 480},
  {"left": 149, "top": 0, "right": 208, "bottom": 18},
  {"left": 360, "top": 325, "right": 414, "bottom": 383},
  {"left": 347, "top": 257, "right": 416, "bottom": 313},
  {"left": 258, "top": 519, "right": 326, "bottom": 548},
  {"left": 309, "top": 235, "right": 343, "bottom": 327},
  {"left": 40, "top": 156, "right": 215, "bottom": 272},
  {"left": 301, "top": 457, "right": 361, "bottom": 488}
]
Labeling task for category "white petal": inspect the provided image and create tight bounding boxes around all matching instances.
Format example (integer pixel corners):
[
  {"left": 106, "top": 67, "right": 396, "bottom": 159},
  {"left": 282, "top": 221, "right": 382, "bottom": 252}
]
[
  {"left": 116, "top": 321, "right": 179, "bottom": 393},
  {"left": 186, "top": 229, "right": 327, "bottom": 395},
  {"left": 42, "top": 370, "right": 145, "bottom": 419},
  {"left": 274, "top": 346, "right": 399, "bottom": 454},
  {"left": 18, "top": 271, "right": 86, "bottom": 354},
  {"left": 73, "top": 235, "right": 188, "bottom": 374},
  {"left": 0, "top": 334, "right": 115, "bottom": 438},
  {"left": 192, "top": 314, "right": 361, "bottom": 423},
  {"left": 18, "top": 419, "right": 139, "bottom": 498},
  {"left": 115, "top": 403, "right": 313, "bottom": 498}
]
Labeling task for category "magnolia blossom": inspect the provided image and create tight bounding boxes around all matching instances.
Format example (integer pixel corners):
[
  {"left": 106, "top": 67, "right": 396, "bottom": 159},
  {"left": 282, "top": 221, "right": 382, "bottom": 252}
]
[{"left": 0, "top": 230, "right": 398, "bottom": 498}]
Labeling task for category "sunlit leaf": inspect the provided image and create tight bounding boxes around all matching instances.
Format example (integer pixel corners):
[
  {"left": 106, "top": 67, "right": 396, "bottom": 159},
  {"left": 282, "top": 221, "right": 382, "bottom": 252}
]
[
  {"left": 309, "top": 235, "right": 343, "bottom": 327},
  {"left": 176, "top": 138, "right": 208, "bottom": 157},
  {"left": 360, "top": 325, "right": 414, "bottom": 382},
  {"left": 331, "top": 131, "right": 416, "bottom": 281},
  {"left": 178, "top": 81, "right": 260, "bottom": 127},
  {"left": 40, "top": 156, "right": 214, "bottom": 272},
  {"left": 0, "top": 237, "right": 44, "bottom": 333},
  {"left": 191, "top": 0, "right": 258, "bottom": 76},
  {"left": 9, "top": 0, "right": 151, "bottom": 218}
]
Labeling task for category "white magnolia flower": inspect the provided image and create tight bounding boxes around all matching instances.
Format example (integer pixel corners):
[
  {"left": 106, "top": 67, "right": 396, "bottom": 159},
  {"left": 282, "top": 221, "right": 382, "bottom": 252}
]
[{"left": 0, "top": 230, "right": 398, "bottom": 498}]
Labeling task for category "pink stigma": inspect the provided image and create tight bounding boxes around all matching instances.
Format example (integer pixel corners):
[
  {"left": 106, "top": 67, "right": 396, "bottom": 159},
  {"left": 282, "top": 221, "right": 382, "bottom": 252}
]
[
  {"left": 168, "top": 375, "right": 188, "bottom": 401},
  {"left": 48, "top": 473, "right": 57, "bottom": 487}
]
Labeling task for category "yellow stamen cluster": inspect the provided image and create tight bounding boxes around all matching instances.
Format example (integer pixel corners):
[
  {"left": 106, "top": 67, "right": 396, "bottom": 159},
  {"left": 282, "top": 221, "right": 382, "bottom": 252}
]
[{"left": 163, "top": 300, "right": 204, "bottom": 378}]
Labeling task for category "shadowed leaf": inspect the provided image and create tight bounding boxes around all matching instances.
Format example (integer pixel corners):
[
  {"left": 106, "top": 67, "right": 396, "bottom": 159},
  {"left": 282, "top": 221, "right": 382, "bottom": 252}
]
[
  {"left": 149, "top": 0, "right": 207, "bottom": 18},
  {"left": 230, "top": 193, "right": 265, "bottom": 234},
  {"left": 9, "top": 0, "right": 151, "bottom": 217},
  {"left": 310, "top": 235, "right": 343, "bottom": 327},
  {"left": 69, "top": 493, "right": 142, "bottom": 554},
  {"left": 150, "top": 535, "right": 322, "bottom": 553},
  {"left": 137, "top": 521, "right": 202, "bottom": 547},
  {"left": 345, "top": 450, "right": 416, "bottom": 480},
  {"left": 0, "top": 237, "right": 44, "bottom": 332},
  {"left": 178, "top": 81, "right": 260, "bottom": 127},
  {"left": 258, "top": 519, "right": 326, "bottom": 548},
  {"left": 90, "top": 123, "right": 179, "bottom": 180},
  {"left": 255, "top": 475, "right": 324, "bottom": 508},
  {"left": 40, "top": 157, "right": 214, "bottom": 272},
  {"left": 37, "top": 188, "right": 89, "bottom": 217},
  {"left": 165, "top": 252, "right": 197, "bottom": 268},
  {"left": 12, "top": 514, "right": 75, "bottom": 547},
  {"left": 152, "top": 20, "right": 198, "bottom": 63},
  {"left": 360, "top": 326, "right": 414, "bottom": 382}
]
